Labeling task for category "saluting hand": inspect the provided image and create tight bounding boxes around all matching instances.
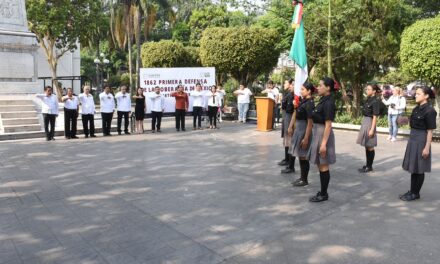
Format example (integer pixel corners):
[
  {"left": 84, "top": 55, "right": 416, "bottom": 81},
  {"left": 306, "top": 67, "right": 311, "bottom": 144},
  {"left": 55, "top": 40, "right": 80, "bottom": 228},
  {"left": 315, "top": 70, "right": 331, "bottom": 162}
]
[
  {"left": 422, "top": 147, "right": 430, "bottom": 159},
  {"left": 319, "top": 144, "right": 327, "bottom": 159}
]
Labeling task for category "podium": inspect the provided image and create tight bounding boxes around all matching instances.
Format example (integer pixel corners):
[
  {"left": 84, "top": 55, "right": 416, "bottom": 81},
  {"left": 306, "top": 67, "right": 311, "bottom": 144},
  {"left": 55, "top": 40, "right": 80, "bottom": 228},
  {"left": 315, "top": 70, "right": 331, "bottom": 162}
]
[{"left": 255, "top": 97, "right": 274, "bottom": 131}]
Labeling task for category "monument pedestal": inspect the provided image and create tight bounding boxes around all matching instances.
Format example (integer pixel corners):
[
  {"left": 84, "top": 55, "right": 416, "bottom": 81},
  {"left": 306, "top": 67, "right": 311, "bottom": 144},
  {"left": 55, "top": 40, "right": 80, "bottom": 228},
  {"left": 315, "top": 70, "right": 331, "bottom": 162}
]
[{"left": 0, "top": 0, "right": 39, "bottom": 94}]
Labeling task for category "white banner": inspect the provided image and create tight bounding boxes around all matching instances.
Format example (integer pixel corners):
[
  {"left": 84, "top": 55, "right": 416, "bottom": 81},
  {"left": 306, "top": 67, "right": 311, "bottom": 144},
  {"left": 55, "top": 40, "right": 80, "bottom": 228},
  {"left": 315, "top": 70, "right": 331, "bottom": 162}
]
[{"left": 140, "top": 67, "right": 216, "bottom": 113}]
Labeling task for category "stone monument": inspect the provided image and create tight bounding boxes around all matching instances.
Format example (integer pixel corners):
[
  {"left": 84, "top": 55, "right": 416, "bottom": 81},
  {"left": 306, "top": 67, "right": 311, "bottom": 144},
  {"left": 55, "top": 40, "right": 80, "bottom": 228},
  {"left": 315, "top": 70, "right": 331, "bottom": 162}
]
[{"left": 0, "top": 0, "right": 39, "bottom": 94}]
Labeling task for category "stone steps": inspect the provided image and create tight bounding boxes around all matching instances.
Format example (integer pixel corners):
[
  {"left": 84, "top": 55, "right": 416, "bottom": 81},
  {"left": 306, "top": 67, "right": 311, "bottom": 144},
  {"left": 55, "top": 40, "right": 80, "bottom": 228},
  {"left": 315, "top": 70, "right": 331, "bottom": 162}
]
[
  {"left": 0, "top": 111, "right": 37, "bottom": 119},
  {"left": 3, "top": 124, "right": 42, "bottom": 133},
  {"left": 1, "top": 118, "right": 39, "bottom": 126},
  {"left": 0, "top": 99, "right": 33, "bottom": 105},
  {"left": 0, "top": 105, "right": 35, "bottom": 112}
]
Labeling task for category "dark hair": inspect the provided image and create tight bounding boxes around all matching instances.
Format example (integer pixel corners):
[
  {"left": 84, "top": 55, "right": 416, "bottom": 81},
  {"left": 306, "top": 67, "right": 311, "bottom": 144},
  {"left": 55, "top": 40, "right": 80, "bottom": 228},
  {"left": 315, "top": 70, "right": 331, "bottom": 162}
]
[
  {"left": 416, "top": 85, "right": 435, "bottom": 99},
  {"left": 211, "top": 85, "right": 217, "bottom": 91},
  {"left": 44, "top": 86, "right": 52, "bottom": 91},
  {"left": 196, "top": 83, "right": 201, "bottom": 86},
  {"left": 321, "top": 77, "right": 335, "bottom": 91},
  {"left": 267, "top": 80, "right": 274, "bottom": 85},
  {"left": 286, "top": 78, "right": 294, "bottom": 85},
  {"left": 103, "top": 85, "right": 110, "bottom": 90},
  {"left": 155, "top": 86, "right": 160, "bottom": 89},
  {"left": 240, "top": 82, "right": 246, "bottom": 87},
  {"left": 136, "top": 87, "right": 144, "bottom": 96},
  {"left": 302, "top": 82, "right": 315, "bottom": 93},
  {"left": 367, "top": 84, "right": 381, "bottom": 93}
]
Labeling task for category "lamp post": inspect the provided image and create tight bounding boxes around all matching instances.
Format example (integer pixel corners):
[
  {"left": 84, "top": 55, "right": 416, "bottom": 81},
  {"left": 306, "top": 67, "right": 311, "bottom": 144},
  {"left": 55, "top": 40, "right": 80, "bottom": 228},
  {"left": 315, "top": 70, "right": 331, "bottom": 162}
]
[{"left": 94, "top": 53, "right": 110, "bottom": 93}]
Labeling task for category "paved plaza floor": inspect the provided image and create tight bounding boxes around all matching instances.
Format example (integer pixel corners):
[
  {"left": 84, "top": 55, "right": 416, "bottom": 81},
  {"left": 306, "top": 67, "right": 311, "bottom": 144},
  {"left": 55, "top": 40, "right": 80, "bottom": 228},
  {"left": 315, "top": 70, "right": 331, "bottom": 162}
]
[{"left": 1, "top": 120, "right": 439, "bottom": 264}]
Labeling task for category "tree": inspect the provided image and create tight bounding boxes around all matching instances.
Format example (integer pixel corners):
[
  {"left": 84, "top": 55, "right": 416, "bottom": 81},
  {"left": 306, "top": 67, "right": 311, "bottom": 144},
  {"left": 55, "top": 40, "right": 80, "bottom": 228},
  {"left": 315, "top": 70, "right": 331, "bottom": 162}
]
[
  {"left": 188, "top": 5, "right": 229, "bottom": 46},
  {"left": 405, "top": 0, "right": 440, "bottom": 18},
  {"left": 400, "top": 15, "right": 440, "bottom": 117},
  {"left": 26, "top": 0, "right": 103, "bottom": 100},
  {"left": 200, "top": 27, "right": 281, "bottom": 86},
  {"left": 141, "top": 40, "right": 201, "bottom": 67}
]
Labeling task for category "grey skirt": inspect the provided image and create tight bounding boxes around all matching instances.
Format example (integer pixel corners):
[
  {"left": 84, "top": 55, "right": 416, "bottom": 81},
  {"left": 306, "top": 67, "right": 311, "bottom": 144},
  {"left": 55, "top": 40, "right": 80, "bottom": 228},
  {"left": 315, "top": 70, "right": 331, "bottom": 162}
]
[
  {"left": 356, "top": 116, "right": 377, "bottom": 148},
  {"left": 308, "top": 124, "right": 336, "bottom": 165},
  {"left": 402, "top": 129, "right": 431, "bottom": 173},
  {"left": 290, "top": 120, "right": 311, "bottom": 158},
  {"left": 282, "top": 112, "right": 293, "bottom": 147},
  {"left": 281, "top": 111, "right": 292, "bottom": 138}
]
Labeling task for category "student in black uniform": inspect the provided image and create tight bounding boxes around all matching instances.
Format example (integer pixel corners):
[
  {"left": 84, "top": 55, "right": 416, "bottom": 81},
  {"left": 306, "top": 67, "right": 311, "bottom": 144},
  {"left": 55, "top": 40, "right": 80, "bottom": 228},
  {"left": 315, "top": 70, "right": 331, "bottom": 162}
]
[
  {"left": 290, "top": 82, "right": 315, "bottom": 186},
  {"left": 308, "top": 77, "right": 336, "bottom": 202},
  {"left": 356, "top": 84, "right": 381, "bottom": 173},
  {"left": 278, "top": 79, "right": 294, "bottom": 166},
  {"left": 281, "top": 79, "right": 297, "bottom": 174},
  {"left": 400, "top": 86, "right": 437, "bottom": 201}
]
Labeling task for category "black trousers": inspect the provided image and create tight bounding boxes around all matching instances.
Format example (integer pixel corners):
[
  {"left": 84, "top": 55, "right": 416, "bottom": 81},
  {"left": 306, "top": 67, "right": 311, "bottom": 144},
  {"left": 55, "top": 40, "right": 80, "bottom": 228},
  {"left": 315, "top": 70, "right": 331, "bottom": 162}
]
[
  {"left": 193, "top": 106, "right": 203, "bottom": 128},
  {"left": 43, "top": 114, "right": 56, "bottom": 140},
  {"left": 117, "top": 111, "right": 130, "bottom": 133},
  {"left": 208, "top": 106, "right": 218, "bottom": 127},
  {"left": 82, "top": 114, "right": 95, "bottom": 136},
  {"left": 175, "top": 109, "right": 186, "bottom": 130},
  {"left": 101, "top": 112, "right": 113, "bottom": 135},
  {"left": 64, "top": 108, "right": 78, "bottom": 137},
  {"left": 151, "top": 111, "right": 163, "bottom": 131}
]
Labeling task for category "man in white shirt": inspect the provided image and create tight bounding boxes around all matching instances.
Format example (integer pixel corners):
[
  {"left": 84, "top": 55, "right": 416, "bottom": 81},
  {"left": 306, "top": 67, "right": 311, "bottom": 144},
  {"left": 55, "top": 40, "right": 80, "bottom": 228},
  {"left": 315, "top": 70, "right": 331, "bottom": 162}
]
[
  {"left": 233, "top": 84, "right": 253, "bottom": 123},
  {"left": 36, "top": 86, "right": 59, "bottom": 141},
  {"left": 62, "top": 88, "right": 79, "bottom": 139},
  {"left": 99, "top": 85, "right": 115, "bottom": 136},
  {"left": 217, "top": 84, "right": 226, "bottom": 123},
  {"left": 191, "top": 83, "right": 205, "bottom": 130},
  {"left": 79, "top": 86, "right": 96, "bottom": 138},
  {"left": 262, "top": 80, "right": 279, "bottom": 129},
  {"left": 149, "top": 86, "right": 165, "bottom": 133},
  {"left": 115, "top": 85, "right": 132, "bottom": 135}
]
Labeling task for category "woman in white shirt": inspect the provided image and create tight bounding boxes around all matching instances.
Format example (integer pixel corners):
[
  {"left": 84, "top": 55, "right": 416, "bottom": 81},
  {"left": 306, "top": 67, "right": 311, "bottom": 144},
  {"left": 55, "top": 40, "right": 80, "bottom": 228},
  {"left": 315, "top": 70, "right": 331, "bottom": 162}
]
[
  {"left": 191, "top": 83, "right": 205, "bottom": 130},
  {"left": 382, "top": 87, "right": 406, "bottom": 141},
  {"left": 233, "top": 84, "right": 253, "bottom": 123},
  {"left": 207, "top": 85, "right": 221, "bottom": 129}
]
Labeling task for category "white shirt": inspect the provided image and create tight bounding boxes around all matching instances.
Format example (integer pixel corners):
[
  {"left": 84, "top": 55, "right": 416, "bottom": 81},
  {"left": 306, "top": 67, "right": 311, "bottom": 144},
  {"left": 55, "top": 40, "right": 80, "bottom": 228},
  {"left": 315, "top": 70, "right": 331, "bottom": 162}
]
[
  {"left": 79, "top": 93, "right": 95, "bottom": 115},
  {"left": 149, "top": 93, "right": 165, "bottom": 112},
  {"left": 383, "top": 95, "right": 406, "bottom": 115},
  {"left": 236, "top": 88, "right": 252, "bottom": 104},
  {"left": 207, "top": 92, "right": 221, "bottom": 107},
  {"left": 264, "top": 88, "right": 279, "bottom": 102},
  {"left": 115, "top": 92, "right": 132, "bottom": 112},
  {"left": 191, "top": 91, "right": 205, "bottom": 108},
  {"left": 217, "top": 89, "right": 226, "bottom": 100},
  {"left": 36, "top": 94, "right": 59, "bottom": 115},
  {"left": 62, "top": 95, "right": 79, "bottom": 110},
  {"left": 99, "top": 92, "right": 115, "bottom": 113}
]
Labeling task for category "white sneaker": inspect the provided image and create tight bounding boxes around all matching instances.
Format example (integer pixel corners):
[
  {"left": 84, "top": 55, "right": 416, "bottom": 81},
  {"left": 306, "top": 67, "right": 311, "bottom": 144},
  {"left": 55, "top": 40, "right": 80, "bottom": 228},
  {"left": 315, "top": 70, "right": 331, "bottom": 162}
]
[
  {"left": 387, "top": 136, "right": 392, "bottom": 140},
  {"left": 391, "top": 137, "right": 396, "bottom": 142}
]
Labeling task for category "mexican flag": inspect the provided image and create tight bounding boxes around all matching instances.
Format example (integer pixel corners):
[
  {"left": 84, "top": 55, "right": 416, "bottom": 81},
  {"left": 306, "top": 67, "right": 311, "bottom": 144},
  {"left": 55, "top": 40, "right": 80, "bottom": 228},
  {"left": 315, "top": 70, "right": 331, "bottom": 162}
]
[{"left": 289, "top": 0, "right": 308, "bottom": 96}]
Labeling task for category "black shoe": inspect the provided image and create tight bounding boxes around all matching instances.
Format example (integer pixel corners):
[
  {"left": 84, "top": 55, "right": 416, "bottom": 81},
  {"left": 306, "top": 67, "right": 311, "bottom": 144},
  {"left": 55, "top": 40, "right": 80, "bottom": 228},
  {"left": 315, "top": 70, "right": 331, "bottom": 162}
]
[
  {"left": 125, "top": 132, "right": 131, "bottom": 135},
  {"left": 278, "top": 159, "right": 288, "bottom": 166},
  {"left": 193, "top": 127, "right": 197, "bottom": 130},
  {"left": 90, "top": 135, "right": 96, "bottom": 138},
  {"left": 157, "top": 130, "right": 162, "bottom": 133},
  {"left": 51, "top": 138, "right": 56, "bottom": 141},
  {"left": 85, "top": 135, "right": 89, "bottom": 138},
  {"left": 65, "top": 136, "right": 71, "bottom": 139},
  {"left": 182, "top": 129, "right": 186, "bottom": 131},
  {"left": 118, "top": 132, "right": 122, "bottom": 135},
  {"left": 108, "top": 133, "right": 112, "bottom": 136},
  {"left": 292, "top": 179, "right": 309, "bottom": 187},
  {"left": 46, "top": 138, "right": 51, "bottom": 141},
  {"left": 309, "top": 192, "right": 329, "bottom": 202},
  {"left": 399, "top": 190, "right": 411, "bottom": 199},
  {"left": 176, "top": 129, "right": 180, "bottom": 132},
  {"left": 358, "top": 166, "right": 373, "bottom": 173},
  {"left": 152, "top": 130, "right": 156, "bottom": 133},
  {"left": 71, "top": 136, "right": 79, "bottom": 139},
  {"left": 281, "top": 167, "right": 295, "bottom": 174},
  {"left": 400, "top": 191, "right": 420, "bottom": 201}
]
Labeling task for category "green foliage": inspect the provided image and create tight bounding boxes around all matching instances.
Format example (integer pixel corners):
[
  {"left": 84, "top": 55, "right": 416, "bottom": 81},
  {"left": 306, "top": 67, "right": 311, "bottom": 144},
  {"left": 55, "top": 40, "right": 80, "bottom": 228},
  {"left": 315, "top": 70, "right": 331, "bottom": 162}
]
[
  {"left": 187, "top": 5, "right": 253, "bottom": 46},
  {"left": 172, "top": 22, "right": 191, "bottom": 44},
  {"left": 200, "top": 26, "right": 281, "bottom": 85},
  {"left": 141, "top": 40, "right": 201, "bottom": 67},
  {"left": 379, "top": 69, "right": 413, "bottom": 86},
  {"left": 223, "top": 78, "right": 240, "bottom": 106},
  {"left": 26, "top": 0, "right": 103, "bottom": 51},
  {"left": 400, "top": 15, "right": 440, "bottom": 89},
  {"left": 405, "top": 0, "right": 440, "bottom": 18}
]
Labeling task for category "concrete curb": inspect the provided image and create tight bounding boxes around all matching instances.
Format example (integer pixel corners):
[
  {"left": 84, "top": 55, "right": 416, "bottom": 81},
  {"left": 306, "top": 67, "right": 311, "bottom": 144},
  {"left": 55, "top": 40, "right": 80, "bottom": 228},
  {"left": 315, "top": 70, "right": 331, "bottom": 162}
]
[{"left": 332, "top": 123, "right": 410, "bottom": 137}]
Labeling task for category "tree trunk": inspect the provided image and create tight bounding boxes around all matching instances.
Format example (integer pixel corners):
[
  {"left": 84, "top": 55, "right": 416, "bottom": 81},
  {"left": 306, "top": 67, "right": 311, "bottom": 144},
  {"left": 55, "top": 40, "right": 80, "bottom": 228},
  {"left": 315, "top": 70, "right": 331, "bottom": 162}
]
[
  {"left": 136, "top": 7, "right": 142, "bottom": 88},
  {"left": 352, "top": 82, "right": 362, "bottom": 117}
]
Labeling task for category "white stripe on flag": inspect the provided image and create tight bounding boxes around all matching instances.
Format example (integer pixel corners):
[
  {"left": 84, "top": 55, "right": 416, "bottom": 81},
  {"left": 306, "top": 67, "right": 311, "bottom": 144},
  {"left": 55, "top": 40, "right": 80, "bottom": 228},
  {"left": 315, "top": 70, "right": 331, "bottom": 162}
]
[{"left": 294, "top": 64, "right": 308, "bottom": 96}]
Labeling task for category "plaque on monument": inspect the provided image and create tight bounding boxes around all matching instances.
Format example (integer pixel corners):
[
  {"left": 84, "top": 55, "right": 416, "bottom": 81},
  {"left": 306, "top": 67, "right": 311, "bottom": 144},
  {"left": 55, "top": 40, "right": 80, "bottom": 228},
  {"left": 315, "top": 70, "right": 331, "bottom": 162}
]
[{"left": 0, "top": 0, "right": 39, "bottom": 93}]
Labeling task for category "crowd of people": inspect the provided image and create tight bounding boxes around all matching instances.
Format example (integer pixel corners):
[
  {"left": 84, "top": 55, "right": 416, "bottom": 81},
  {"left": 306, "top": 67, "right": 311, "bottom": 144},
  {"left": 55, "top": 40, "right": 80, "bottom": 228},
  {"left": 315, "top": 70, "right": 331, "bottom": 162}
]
[
  {"left": 273, "top": 77, "right": 436, "bottom": 202},
  {"left": 36, "top": 77, "right": 436, "bottom": 202}
]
